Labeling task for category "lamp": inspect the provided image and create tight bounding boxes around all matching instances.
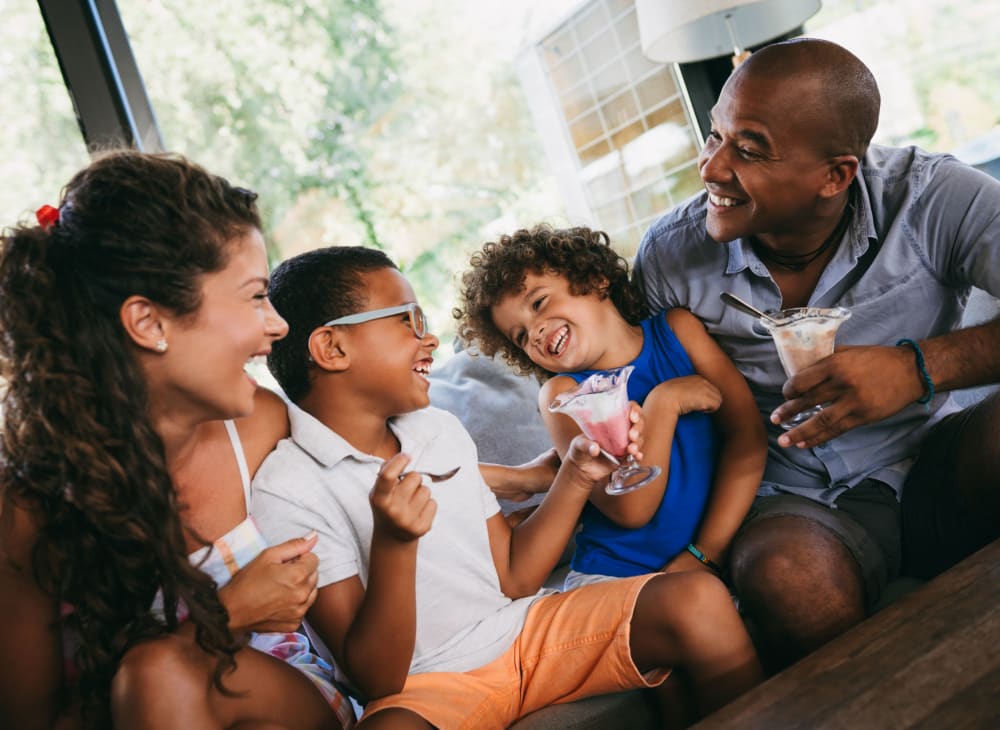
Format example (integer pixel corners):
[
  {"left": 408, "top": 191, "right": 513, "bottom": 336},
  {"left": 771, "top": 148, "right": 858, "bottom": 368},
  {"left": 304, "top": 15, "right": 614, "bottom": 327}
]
[{"left": 636, "top": 0, "right": 822, "bottom": 67}]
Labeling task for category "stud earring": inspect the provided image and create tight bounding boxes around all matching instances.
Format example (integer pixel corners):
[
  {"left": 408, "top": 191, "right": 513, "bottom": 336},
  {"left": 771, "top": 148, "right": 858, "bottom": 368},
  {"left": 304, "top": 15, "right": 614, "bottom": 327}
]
[{"left": 155, "top": 339, "right": 168, "bottom": 353}]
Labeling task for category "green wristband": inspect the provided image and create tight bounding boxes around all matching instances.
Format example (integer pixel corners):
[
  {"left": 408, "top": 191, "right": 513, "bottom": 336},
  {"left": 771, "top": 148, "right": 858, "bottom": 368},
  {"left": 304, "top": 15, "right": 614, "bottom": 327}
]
[
  {"left": 896, "top": 338, "right": 934, "bottom": 409},
  {"left": 686, "top": 543, "right": 722, "bottom": 574}
]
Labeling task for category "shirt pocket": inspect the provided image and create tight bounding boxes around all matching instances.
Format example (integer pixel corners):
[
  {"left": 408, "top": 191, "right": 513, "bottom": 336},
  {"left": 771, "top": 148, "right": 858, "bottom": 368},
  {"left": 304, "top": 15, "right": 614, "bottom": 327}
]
[{"left": 834, "top": 262, "right": 965, "bottom": 345}]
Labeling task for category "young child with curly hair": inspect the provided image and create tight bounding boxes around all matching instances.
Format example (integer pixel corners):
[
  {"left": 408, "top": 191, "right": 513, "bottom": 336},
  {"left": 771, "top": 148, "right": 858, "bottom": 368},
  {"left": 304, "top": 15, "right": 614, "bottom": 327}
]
[{"left": 457, "top": 225, "right": 767, "bottom": 588}]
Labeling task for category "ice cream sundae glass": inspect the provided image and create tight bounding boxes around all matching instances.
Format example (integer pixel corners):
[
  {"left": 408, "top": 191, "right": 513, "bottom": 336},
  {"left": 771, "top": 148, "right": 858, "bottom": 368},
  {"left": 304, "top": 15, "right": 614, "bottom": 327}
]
[
  {"left": 761, "top": 306, "right": 852, "bottom": 429},
  {"left": 548, "top": 365, "right": 661, "bottom": 495}
]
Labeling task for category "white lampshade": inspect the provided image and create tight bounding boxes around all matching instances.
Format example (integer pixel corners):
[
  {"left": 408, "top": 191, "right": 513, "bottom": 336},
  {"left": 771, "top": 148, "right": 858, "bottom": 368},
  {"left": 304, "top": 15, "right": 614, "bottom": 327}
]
[{"left": 636, "top": 0, "right": 822, "bottom": 63}]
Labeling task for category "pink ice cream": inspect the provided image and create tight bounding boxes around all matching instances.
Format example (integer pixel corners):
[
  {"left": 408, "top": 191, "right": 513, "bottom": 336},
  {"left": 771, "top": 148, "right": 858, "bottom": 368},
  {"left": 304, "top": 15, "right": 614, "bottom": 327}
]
[{"left": 576, "top": 407, "right": 631, "bottom": 457}]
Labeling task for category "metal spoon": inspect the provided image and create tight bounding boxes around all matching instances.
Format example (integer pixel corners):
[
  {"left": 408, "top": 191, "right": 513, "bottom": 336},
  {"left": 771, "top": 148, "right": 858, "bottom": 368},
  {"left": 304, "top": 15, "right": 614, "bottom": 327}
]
[
  {"left": 399, "top": 466, "right": 461, "bottom": 484},
  {"left": 720, "top": 291, "right": 780, "bottom": 325}
]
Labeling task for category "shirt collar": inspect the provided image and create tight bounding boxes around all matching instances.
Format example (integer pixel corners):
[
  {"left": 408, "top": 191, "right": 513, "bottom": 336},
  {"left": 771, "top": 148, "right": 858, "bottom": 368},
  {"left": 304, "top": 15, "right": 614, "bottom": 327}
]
[
  {"left": 722, "top": 175, "right": 877, "bottom": 277},
  {"left": 286, "top": 401, "right": 445, "bottom": 469},
  {"left": 726, "top": 239, "right": 752, "bottom": 275},
  {"left": 849, "top": 169, "right": 878, "bottom": 256}
]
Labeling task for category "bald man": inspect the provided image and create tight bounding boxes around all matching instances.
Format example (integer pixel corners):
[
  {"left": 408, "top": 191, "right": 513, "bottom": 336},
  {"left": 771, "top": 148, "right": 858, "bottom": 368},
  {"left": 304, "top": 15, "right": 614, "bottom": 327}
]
[{"left": 634, "top": 37, "right": 1000, "bottom": 671}]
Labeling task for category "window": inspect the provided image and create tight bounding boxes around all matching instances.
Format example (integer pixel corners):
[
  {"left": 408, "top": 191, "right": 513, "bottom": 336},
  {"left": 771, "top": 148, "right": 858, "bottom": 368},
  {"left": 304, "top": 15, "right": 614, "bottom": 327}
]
[
  {"left": 115, "top": 0, "right": 571, "bottom": 351},
  {"left": 521, "top": 0, "right": 1000, "bottom": 257},
  {"left": 0, "top": 4, "right": 87, "bottom": 227},
  {"left": 526, "top": 0, "right": 704, "bottom": 256},
  {"left": 806, "top": 0, "right": 1000, "bottom": 165}
]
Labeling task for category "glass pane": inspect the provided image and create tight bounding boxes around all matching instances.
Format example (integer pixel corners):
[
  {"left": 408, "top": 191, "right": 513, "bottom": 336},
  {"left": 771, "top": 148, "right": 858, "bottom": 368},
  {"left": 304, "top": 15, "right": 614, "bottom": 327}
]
[
  {"left": 0, "top": 5, "right": 88, "bottom": 226},
  {"left": 574, "top": 2, "right": 609, "bottom": 44},
  {"left": 560, "top": 82, "right": 596, "bottom": 122},
  {"left": 542, "top": 26, "right": 577, "bottom": 72},
  {"left": 664, "top": 163, "right": 704, "bottom": 203},
  {"left": 630, "top": 181, "right": 674, "bottom": 220},
  {"left": 579, "top": 29, "right": 618, "bottom": 77},
  {"left": 584, "top": 159, "right": 626, "bottom": 202},
  {"left": 548, "top": 51, "right": 586, "bottom": 95},
  {"left": 619, "top": 132, "right": 668, "bottom": 190},
  {"left": 609, "top": 118, "right": 645, "bottom": 149},
  {"left": 591, "top": 57, "right": 628, "bottom": 105},
  {"left": 570, "top": 110, "right": 605, "bottom": 149},
  {"left": 607, "top": 0, "right": 635, "bottom": 21},
  {"left": 578, "top": 138, "right": 611, "bottom": 164},
  {"left": 645, "top": 101, "right": 699, "bottom": 168},
  {"left": 613, "top": 7, "right": 638, "bottom": 50},
  {"left": 600, "top": 90, "right": 639, "bottom": 132},
  {"left": 594, "top": 196, "right": 631, "bottom": 232},
  {"left": 636, "top": 72, "right": 680, "bottom": 111},
  {"left": 625, "top": 43, "right": 661, "bottom": 82},
  {"left": 611, "top": 224, "right": 641, "bottom": 258}
]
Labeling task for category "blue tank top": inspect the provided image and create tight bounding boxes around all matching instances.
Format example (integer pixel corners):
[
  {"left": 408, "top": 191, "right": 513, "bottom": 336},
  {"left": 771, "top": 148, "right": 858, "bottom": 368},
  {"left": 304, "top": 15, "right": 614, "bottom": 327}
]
[{"left": 567, "top": 315, "right": 718, "bottom": 577}]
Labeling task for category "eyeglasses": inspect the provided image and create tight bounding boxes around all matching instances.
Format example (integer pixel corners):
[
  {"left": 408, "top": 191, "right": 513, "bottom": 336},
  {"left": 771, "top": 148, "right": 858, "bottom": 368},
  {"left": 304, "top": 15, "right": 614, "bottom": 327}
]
[{"left": 323, "top": 302, "right": 428, "bottom": 339}]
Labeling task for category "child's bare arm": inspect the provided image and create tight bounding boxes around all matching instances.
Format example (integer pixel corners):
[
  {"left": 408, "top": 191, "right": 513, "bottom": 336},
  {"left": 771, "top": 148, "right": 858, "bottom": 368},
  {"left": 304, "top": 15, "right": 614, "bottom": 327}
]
[
  {"left": 479, "top": 448, "right": 560, "bottom": 502},
  {"left": 306, "top": 454, "right": 436, "bottom": 700},
  {"left": 599, "top": 373, "right": 721, "bottom": 527},
  {"left": 540, "top": 370, "right": 719, "bottom": 530},
  {"left": 487, "top": 432, "right": 640, "bottom": 598},
  {"left": 663, "top": 308, "right": 767, "bottom": 573}
]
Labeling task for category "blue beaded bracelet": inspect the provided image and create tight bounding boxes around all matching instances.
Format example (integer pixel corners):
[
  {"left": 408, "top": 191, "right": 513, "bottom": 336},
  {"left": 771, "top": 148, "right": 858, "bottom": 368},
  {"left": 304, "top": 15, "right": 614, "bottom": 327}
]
[
  {"left": 686, "top": 543, "right": 722, "bottom": 574},
  {"left": 896, "top": 338, "right": 935, "bottom": 408}
]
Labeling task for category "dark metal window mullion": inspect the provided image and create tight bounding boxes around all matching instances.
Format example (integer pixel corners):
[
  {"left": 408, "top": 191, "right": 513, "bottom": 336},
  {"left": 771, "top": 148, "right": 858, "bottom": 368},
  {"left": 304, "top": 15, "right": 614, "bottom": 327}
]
[{"left": 37, "top": 0, "right": 164, "bottom": 153}]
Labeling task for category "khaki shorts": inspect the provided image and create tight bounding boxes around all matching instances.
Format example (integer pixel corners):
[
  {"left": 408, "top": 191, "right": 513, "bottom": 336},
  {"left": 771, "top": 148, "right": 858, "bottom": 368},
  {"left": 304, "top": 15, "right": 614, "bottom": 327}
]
[
  {"left": 363, "top": 574, "right": 668, "bottom": 729},
  {"left": 735, "top": 479, "right": 901, "bottom": 609}
]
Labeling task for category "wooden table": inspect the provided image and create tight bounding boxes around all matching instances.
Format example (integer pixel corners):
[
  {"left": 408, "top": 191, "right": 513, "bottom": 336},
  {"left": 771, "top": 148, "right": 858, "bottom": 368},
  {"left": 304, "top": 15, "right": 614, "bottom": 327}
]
[{"left": 695, "top": 539, "right": 1000, "bottom": 729}]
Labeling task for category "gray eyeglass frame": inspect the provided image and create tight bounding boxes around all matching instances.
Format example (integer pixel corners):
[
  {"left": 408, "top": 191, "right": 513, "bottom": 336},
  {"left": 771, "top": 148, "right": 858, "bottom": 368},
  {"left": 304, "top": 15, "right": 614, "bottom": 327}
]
[{"left": 322, "top": 302, "right": 427, "bottom": 339}]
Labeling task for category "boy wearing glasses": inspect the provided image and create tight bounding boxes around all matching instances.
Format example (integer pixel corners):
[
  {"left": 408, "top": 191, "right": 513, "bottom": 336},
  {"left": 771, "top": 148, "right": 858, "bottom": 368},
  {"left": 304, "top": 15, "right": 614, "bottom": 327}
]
[{"left": 251, "top": 246, "right": 762, "bottom": 728}]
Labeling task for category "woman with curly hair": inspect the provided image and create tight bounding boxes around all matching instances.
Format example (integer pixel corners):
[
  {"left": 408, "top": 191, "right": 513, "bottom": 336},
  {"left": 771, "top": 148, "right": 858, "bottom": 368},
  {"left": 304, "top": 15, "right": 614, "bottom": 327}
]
[
  {"left": 0, "top": 151, "right": 351, "bottom": 729},
  {"left": 457, "top": 225, "right": 767, "bottom": 592}
]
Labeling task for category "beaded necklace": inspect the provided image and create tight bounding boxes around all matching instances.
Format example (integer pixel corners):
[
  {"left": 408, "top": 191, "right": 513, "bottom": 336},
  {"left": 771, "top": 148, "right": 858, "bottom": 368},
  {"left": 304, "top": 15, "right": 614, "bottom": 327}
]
[{"left": 751, "top": 192, "right": 855, "bottom": 272}]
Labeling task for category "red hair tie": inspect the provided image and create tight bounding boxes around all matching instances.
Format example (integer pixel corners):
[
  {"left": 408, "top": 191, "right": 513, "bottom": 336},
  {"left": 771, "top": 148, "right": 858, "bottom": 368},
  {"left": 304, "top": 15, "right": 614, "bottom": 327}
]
[{"left": 36, "top": 204, "right": 60, "bottom": 230}]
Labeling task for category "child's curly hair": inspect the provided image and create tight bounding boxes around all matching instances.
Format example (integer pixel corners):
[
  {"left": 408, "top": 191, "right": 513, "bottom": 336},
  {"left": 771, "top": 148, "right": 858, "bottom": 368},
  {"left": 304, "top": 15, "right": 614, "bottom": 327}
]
[{"left": 456, "top": 224, "right": 646, "bottom": 380}]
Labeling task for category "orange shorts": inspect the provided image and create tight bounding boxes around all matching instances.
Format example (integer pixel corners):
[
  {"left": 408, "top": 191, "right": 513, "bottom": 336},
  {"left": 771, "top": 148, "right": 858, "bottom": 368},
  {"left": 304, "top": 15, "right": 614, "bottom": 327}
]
[{"left": 363, "top": 573, "right": 668, "bottom": 729}]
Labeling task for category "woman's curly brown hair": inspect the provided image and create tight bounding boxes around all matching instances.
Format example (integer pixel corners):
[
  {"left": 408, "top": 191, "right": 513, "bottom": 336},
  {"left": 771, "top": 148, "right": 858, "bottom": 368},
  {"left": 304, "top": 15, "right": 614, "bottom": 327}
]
[
  {"left": 456, "top": 225, "right": 646, "bottom": 380},
  {"left": 0, "top": 150, "right": 257, "bottom": 727}
]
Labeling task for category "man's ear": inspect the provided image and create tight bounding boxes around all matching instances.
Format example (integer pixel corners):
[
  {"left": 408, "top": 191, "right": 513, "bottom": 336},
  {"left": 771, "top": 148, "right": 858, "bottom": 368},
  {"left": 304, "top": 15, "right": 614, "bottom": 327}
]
[
  {"left": 119, "top": 295, "right": 168, "bottom": 353},
  {"left": 820, "top": 154, "right": 859, "bottom": 199},
  {"left": 308, "top": 327, "right": 350, "bottom": 372}
]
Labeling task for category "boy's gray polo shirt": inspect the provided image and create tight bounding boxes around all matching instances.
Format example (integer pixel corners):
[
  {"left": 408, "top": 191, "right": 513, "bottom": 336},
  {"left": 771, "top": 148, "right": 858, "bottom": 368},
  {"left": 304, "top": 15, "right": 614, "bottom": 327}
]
[{"left": 252, "top": 403, "right": 547, "bottom": 675}]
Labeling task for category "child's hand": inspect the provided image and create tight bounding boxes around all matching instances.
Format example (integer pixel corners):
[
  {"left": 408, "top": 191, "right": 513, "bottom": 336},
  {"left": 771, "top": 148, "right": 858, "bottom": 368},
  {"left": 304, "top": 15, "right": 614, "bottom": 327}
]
[
  {"left": 652, "top": 375, "right": 722, "bottom": 416},
  {"left": 370, "top": 453, "right": 437, "bottom": 542},
  {"left": 519, "top": 446, "right": 561, "bottom": 479},
  {"left": 624, "top": 401, "right": 645, "bottom": 459}
]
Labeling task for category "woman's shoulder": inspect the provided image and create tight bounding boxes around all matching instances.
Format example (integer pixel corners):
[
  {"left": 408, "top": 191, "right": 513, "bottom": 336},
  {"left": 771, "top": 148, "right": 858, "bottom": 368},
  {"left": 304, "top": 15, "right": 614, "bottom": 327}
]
[{"left": 234, "top": 387, "right": 291, "bottom": 476}]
